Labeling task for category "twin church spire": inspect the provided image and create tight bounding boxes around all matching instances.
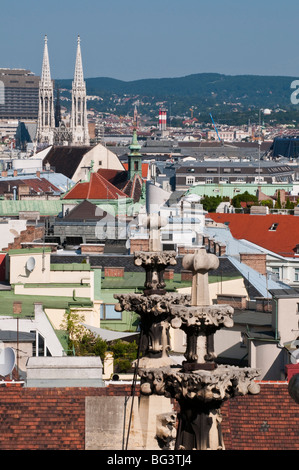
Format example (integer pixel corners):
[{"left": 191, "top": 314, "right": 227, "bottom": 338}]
[{"left": 36, "top": 35, "right": 90, "bottom": 146}]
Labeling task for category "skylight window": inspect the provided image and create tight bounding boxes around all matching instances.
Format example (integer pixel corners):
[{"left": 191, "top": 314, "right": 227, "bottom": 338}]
[{"left": 269, "top": 223, "right": 279, "bottom": 231}]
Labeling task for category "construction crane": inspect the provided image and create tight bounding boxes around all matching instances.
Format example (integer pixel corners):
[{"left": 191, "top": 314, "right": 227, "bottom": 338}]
[{"left": 209, "top": 113, "right": 223, "bottom": 145}]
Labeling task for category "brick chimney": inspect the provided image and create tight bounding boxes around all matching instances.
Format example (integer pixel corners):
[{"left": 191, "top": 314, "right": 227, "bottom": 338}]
[
  {"left": 240, "top": 253, "right": 267, "bottom": 275},
  {"left": 13, "top": 302, "right": 22, "bottom": 315}
]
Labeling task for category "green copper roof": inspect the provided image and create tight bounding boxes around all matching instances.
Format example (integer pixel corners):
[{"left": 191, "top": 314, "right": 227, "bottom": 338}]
[{"left": 129, "top": 129, "right": 141, "bottom": 154}]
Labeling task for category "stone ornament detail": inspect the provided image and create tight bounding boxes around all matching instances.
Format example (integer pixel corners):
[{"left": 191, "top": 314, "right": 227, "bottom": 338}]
[
  {"left": 141, "top": 214, "right": 168, "bottom": 252},
  {"left": 170, "top": 304, "right": 234, "bottom": 330},
  {"left": 139, "top": 366, "right": 260, "bottom": 450},
  {"left": 114, "top": 292, "right": 191, "bottom": 316},
  {"left": 169, "top": 304, "right": 234, "bottom": 367},
  {"left": 114, "top": 292, "right": 191, "bottom": 368},
  {"left": 114, "top": 240, "right": 261, "bottom": 450},
  {"left": 183, "top": 247, "right": 219, "bottom": 307},
  {"left": 155, "top": 412, "right": 177, "bottom": 450},
  {"left": 139, "top": 366, "right": 261, "bottom": 402},
  {"left": 134, "top": 251, "right": 177, "bottom": 295}
]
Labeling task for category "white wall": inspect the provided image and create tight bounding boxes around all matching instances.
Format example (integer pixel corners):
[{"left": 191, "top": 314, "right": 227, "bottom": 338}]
[
  {"left": 0, "top": 219, "right": 27, "bottom": 251},
  {"left": 72, "top": 143, "right": 124, "bottom": 182},
  {"left": 9, "top": 251, "right": 51, "bottom": 284}
]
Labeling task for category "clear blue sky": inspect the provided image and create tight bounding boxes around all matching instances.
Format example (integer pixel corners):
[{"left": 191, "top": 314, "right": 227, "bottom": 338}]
[{"left": 1, "top": 0, "right": 299, "bottom": 81}]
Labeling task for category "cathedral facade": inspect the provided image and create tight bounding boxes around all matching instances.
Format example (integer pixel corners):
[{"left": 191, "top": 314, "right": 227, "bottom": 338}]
[{"left": 36, "top": 35, "right": 90, "bottom": 146}]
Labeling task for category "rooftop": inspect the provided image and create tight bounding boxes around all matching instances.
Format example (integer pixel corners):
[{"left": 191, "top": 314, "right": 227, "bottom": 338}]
[{"left": 207, "top": 213, "right": 299, "bottom": 258}]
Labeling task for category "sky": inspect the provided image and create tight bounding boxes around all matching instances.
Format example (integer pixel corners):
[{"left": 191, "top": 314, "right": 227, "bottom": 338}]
[{"left": 1, "top": 0, "right": 299, "bottom": 81}]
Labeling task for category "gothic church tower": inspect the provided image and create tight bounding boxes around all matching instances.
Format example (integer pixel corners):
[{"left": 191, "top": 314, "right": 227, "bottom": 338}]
[
  {"left": 71, "top": 36, "right": 90, "bottom": 146},
  {"left": 36, "top": 35, "right": 55, "bottom": 145}
]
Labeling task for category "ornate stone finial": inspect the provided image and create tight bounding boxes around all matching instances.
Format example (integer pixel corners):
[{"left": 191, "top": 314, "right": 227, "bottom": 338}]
[
  {"left": 182, "top": 247, "right": 219, "bottom": 307},
  {"left": 142, "top": 214, "right": 168, "bottom": 252}
]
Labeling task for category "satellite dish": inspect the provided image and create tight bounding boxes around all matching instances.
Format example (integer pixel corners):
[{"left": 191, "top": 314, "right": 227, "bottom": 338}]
[
  {"left": 290, "top": 347, "right": 299, "bottom": 365},
  {"left": 26, "top": 257, "right": 36, "bottom": 273},
  {"left": 0, "top": 347, "right": 16, "bottom": 377}
]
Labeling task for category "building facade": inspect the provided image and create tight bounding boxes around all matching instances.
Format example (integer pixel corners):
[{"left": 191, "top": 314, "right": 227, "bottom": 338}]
[{"left": 0, "top": 69, "right": 39, "bottom": 120}]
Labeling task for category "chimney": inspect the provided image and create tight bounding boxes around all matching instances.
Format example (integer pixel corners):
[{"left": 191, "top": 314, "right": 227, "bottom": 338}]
[
  {"left": 36, "top": 170, "right": 41, "bottom": 178},
  {"left": 13, "top": 302, "right": 22, "bottom": 315},
  {"left": 239, "top": 253, "right": 267, "bottom": 276},
  {"left": 13, "top": 170, "right": 17, "bottom": 177}
]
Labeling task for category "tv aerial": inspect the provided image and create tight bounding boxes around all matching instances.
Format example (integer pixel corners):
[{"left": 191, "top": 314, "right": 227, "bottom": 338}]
[{"left": 0, "top": 347, "right": 16, "bottom": 377}]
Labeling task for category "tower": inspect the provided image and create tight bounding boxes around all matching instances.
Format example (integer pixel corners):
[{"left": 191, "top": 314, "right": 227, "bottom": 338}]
[
  {"left": 71, "top": 36, "right": 90, "bottom": 146},
  {"left": 36, "top": 35, "right": 55, "bottom": 145},
  {"left": 133, "top": 104, "right": 138, "bottom": 129},
  {"left": 158, "top": 108, "right": 167, "bottom": 132},
  {"left": 128, "top": 129, "right": 142, "bottom": 180}
]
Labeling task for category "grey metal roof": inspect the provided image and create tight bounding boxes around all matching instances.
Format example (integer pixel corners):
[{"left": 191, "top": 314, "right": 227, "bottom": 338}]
[
  {"left": 0, "top": 330, "right": 35, "bottom": 342},
  {"left": 82, "top": 324, "right": 139, "bottom": 342}
]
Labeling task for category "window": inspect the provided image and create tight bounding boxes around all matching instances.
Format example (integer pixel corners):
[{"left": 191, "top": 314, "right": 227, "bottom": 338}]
[
  {"left": 186, "top": 176, "right": 195, "bottom": 185},
  {"left": 206, "top": 178, "right": 213, "bottom": 184},
  {"left": 295, "top": 269, "right": 299, "bottom": 282},
  {"left": 100, "top": 304, "right": 122, "bottom": 320},
  {"left": 272, "top": 267, "right": 280, "bottom": 279},
  {"left": 269, "top": 223, "right": 278, "bottom": 231},
  {"left": 206, "top": 168, "right": 217, "bottom": 173}
]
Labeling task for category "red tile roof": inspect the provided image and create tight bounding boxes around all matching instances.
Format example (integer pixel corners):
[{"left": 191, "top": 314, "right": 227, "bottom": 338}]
[
  {"left": 207, "top": 213, "right": 299, "bottom": 257},
  {"left": 62, "top": 172, "right": 128, "bottom": 200}
]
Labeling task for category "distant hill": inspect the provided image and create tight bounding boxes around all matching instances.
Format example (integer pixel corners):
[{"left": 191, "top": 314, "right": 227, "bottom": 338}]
[{"left": 56, "top": 73, "right": 299, "bottom": 125}]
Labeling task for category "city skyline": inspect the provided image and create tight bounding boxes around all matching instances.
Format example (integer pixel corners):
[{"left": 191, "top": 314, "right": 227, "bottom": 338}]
[{"left": 1, "top": 0, "right": 299, "bottom": 81}]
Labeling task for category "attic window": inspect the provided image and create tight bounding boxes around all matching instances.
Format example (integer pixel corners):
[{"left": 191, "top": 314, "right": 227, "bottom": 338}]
[{"left": 269, "top": 223, "right": 278, "bottom": 231}]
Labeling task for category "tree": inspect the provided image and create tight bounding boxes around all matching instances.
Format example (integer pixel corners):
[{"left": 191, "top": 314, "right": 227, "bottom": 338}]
[
  {"left": 201, "top": 195, "right": 223, "bottom": 212},
  {"left": 275, "top": 190, "right": 282, "bottom": 209},
  {"left": 60, "top": 309, "right": 107, "bottom": 358},
  {"left": 109, "top": 340, "right": 138, "bottom": 373},
  {"left": 231, "top": 191, "right": 258, "bottom": 209}
]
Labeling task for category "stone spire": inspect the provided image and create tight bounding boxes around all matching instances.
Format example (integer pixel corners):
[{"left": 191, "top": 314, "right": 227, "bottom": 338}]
[
  {"left": 41, "top": 35, "right": 52, "bottom": 85},
  {"left": 71, "top": 35, "right": 90, "bottom": 146},
  {"left": 36, "top": 35, "right": 55, "bottom": 145}
]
